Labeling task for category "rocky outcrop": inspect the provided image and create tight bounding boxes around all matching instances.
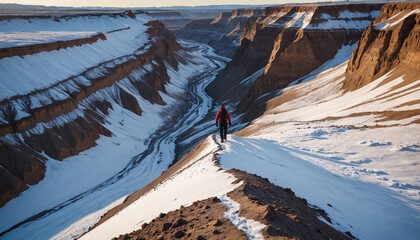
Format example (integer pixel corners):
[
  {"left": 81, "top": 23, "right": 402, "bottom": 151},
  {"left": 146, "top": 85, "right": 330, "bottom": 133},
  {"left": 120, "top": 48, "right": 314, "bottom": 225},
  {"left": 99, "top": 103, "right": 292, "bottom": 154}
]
[
  {"left": 112, "top": 170, "right": 351, "bottom": 240},
  {"left": 344, "top": 2, "right": 420, "bottom": 91},
  {"left": 0, "top": 32, "right": 107, "bottom": 59},
  {"left": 0, "top": 18, "right": 180, "bottom": 207},
  {"left": 206, "top": 3, "right": 383, "bottom": 121},
  {"left": 176, "top": 8, "right": 264, "bottom": 57}
]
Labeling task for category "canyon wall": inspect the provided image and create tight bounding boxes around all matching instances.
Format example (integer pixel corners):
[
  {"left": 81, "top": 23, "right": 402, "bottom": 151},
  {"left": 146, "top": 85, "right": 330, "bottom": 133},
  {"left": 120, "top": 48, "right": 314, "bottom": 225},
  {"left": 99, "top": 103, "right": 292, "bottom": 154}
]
[
  {"left": 206, "top": 3, "right": 383, "bottom": 120},
  {"left": 176, "top": 8, "right": 264, "bottom": 57},
  {"left": 344, "top": 2, "right": 420, "bottom": 91},
  {"left": 0, "top": 13, "right": 181, "bottom": 207}
]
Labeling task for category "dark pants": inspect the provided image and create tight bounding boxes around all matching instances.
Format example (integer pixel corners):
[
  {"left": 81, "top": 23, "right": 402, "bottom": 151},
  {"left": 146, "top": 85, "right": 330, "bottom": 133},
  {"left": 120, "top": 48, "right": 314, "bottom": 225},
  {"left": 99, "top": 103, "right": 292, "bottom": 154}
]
[{"left": 219, "top": 122, "right": 227, "bottom": 141}]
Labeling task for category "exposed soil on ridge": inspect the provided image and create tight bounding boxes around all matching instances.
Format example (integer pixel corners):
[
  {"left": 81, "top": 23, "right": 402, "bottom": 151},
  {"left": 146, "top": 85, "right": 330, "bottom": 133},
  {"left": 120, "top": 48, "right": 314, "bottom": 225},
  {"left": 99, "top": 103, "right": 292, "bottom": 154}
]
[
  {"left": 112, "top": 197, "right": 247, "bottom": 240},
  {"left": 111, "top": 169, "right": 351, "bottom": 240}
]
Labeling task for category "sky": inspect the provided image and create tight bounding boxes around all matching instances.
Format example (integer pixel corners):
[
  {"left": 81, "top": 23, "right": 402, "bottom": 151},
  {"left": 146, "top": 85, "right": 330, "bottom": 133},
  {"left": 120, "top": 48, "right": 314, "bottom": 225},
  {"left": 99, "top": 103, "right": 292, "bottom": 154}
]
[{"left": 0, "top": 0, "right": 321, "bottom": 8}]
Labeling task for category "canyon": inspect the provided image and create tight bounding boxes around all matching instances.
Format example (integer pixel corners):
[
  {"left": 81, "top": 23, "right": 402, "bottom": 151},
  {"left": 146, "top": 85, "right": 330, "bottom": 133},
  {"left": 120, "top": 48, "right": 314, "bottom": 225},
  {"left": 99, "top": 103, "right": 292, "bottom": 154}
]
[{"left": 0, "top": 1, "right": 419, "bottom": 240}]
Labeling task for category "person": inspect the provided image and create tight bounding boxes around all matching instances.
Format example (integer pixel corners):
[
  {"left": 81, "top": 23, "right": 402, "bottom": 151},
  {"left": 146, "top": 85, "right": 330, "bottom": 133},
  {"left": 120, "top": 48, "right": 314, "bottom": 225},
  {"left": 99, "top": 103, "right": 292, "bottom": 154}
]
[{"left": 215, "top": 105, "right": 231, "bottom": 142}]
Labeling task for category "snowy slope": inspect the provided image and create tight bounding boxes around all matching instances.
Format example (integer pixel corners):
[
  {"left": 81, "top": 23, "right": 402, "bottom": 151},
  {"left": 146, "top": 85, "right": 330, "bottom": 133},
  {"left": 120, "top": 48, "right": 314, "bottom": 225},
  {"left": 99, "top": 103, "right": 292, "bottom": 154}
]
[
  {"left": 251, "top": 63, "right": 420, "bottom": 202},
  {"left": 0, "top": 39, "right": 225, "bottom": 239},
  {"left": 1, "top": 3, "right": 419, "bottom": 240},
  {"left": 85, "top": 29, "right": 420, "bottom": 240},
  {"left": 225, "top": 44, "right": 420, "bottom": 238},
  {"left": 0, "top": 31, "right": 98, "bottom": 48},
  {"left": 80, "top": 137, "right": 242, "bottom": 239},
  {"left": 0, "top": 14, "right": 151, "bottom": 101}
]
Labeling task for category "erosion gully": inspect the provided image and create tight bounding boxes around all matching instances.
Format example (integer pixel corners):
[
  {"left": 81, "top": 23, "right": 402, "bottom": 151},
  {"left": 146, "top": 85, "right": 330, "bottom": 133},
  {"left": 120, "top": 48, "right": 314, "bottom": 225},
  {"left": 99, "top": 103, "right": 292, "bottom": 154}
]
[{"left": 0, "top": 41, "right": 229, "bottom": 239}]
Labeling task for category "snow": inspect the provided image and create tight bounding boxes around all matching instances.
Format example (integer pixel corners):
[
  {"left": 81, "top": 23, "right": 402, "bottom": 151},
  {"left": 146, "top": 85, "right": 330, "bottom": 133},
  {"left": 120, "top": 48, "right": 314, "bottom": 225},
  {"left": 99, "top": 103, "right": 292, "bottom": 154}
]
[
  {"left": 374, "top": 9, "right": 420, "bottom": 30},
  {"left": 0, "top": 41, "right": 227, "bottom": 240},
  {"left": 0, "top": 96, "right": 159, "bottom": 236},
  {"left": 338, "top": 10, "right": 380, "bottom": 19},
  {"left": 52, "top": 196, "right": 126, "bottom": 240},
  {"left": 308, "top": 19, "right": 373, "bottom": 30},
  {"left": 219, "top": 135, "right": 420, "bottom": 240},
  {"left": 310, "top": 10, "right": 380, "bottom": 30},
  {"left": 1, "top": 8, "right": 419, "bottom": 240},
  {"left": 284, "top": 12, "right": 306, "bottom": 29},
  {"left": 0, "top": 31, "right": 97, "bottom": 48},
  {"left": 81, "top": 138, "right": 241, "bottom": 239},
  {"left": 239, "top": 67, "right": 264, "bottom": 86},
  {"left": 263, "top": 11, "right": 289, "bottom": 26},
  {"left": 259, "top": 67, "right": 419, "bottom": 123},
  {"left": 219, "top": 194, "right": 266, "bottom": 240},
  {"left": 267, "top": 9, "right": 379, "bottom": 30},
  {"left": 216, "top": 41, "right": 420, "bottom": 239},
  {"left": 0, "top": 14, "right": 152, "bottom": 101},
  {"left": 301, "top": 12, "right": 314, "bottom": 29}
]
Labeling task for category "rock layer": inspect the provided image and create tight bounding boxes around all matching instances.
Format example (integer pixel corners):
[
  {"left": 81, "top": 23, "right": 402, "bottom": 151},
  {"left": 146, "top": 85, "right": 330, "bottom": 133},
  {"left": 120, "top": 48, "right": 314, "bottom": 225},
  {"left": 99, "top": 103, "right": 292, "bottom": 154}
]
[
  {"left": 206, "top": 3, "right": 383, "bottom": 120},
  {"left": 0, "top": 17, "right": 180, "bottom": 207},
  {"left": 0, "top": 32, "right": 107, "bottom": 59},
  {"left": 176, "top": 8, "right": 264, "bottom": 58},
  {"left": 344, "top": 2, "right": 420, "bottom": 91}
]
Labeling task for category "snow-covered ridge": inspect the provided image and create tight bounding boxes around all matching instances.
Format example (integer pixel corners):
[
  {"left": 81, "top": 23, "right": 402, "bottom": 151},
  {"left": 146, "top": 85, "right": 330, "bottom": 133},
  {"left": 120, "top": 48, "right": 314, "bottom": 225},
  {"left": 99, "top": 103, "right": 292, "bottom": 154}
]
[
  {"left": 0, "top": 40, "right": 222, "bottom": 239},
  {"left": 0, "top": 12, "right": 151, "bottom": 101},
  {"left": 80, "top": 136, "right": 242, "bottom": 240},
  {"left": 266, "top": 7, "right": 381, "bottom": 30},
  {"left": 0, "top": 11, "right": 181, "bottom": 214},
  {"left": 78, "top": 133, "right": 352, "bottom": 240},
  {"left": 0, "top": 31, "right": 98, "bottom": 48}
]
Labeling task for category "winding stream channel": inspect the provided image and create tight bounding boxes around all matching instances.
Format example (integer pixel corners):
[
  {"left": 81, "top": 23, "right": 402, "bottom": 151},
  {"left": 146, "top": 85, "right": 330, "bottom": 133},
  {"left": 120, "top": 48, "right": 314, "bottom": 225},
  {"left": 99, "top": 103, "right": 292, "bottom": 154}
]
[{"left": 0, "top": 41, "right": 229, "bottom": 239}]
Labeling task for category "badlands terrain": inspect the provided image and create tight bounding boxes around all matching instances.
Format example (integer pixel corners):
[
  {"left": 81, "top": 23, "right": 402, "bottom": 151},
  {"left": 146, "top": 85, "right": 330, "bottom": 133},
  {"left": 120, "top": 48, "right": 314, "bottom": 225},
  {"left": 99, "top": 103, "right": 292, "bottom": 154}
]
[{"left": 0, "top": 1, "right": 419, "bottom": 240}]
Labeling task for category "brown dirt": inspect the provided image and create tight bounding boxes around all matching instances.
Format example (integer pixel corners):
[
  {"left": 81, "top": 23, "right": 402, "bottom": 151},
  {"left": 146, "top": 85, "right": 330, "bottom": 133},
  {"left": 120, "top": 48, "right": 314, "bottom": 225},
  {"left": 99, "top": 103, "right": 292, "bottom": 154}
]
[
  {"left": 0, "top": 10, "right": 147, "bottom": 21},
  {"left": 112, "top": 197, "right": 248, "bottom": 240},
  {"left": 343, "top": 2, "right": 420, "bottom": 91},
  {"left": 0, "top": 167, "right": 28, "bottom": 208},
  {"left": 227, "top": 170, "right": 351, "bottom": 240},
  {"left": 396, "top": 99, "right": 420, "bottom": 108},
  {"left": 0, "top": 20, "right": 179, "bottom": 135},
  {"left": 110, "top": 168, "right": 351, "bottom": 240},
  {"left": 235, "top": 122, "right": 281, "bottom": 137}
]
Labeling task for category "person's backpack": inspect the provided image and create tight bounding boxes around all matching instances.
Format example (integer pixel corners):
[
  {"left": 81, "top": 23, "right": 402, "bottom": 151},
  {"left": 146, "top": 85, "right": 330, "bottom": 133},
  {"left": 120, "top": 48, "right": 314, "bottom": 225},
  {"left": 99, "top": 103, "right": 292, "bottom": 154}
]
[{"left": 220, "top": 109, "right": 227, "bottom": 123}]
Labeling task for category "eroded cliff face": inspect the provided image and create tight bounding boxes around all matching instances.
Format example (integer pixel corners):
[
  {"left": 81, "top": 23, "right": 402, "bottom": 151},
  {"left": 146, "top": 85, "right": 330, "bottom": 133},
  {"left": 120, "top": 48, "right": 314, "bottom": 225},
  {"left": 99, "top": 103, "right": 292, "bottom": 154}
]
[
  {"left": 344, "top": 2, "right": 420, "bottom": 91},
  {"left": 176, "top": 8, "right": 264, "bottom": 58},
  {"left": 0, "top": 14, "right": 181, "bottom": 207},
  {"left": 206, "top": 3, "right": 383, "bottom": 120}
]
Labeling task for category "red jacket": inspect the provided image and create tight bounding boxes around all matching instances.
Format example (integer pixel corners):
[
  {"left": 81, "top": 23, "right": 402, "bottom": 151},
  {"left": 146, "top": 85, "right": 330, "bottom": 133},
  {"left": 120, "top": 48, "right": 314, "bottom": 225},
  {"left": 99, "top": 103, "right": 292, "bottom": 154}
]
[{"left": 216, "top": 105, "right": 231, "bottom": 124}]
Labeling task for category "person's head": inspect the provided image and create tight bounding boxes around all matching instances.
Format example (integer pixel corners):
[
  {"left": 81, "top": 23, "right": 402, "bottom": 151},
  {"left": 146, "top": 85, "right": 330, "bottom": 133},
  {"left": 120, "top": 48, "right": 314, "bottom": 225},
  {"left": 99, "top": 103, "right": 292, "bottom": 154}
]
[{"left": 220, "top": 105, "right": 226, "bottom": 110}]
